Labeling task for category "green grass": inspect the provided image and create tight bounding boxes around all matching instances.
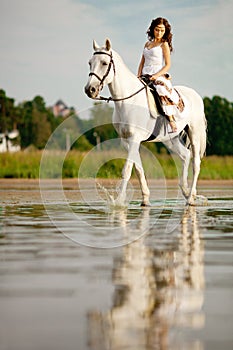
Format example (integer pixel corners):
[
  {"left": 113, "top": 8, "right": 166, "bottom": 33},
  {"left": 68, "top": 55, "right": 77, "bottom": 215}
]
[
  {"left": 0, "top": 151, "right": 41, "bottom": 178},
  {"left": 200, "top": 156, "right": 233, "bottom": 179},
  {"left": 0, "top": 150, "right": 232, "bottom": 180}
]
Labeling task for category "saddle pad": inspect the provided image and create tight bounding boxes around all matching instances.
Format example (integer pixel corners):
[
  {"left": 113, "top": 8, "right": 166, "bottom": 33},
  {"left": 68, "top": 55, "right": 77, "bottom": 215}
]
[{"left": 145, "top": 86, "right": 159, "bottom": 119}]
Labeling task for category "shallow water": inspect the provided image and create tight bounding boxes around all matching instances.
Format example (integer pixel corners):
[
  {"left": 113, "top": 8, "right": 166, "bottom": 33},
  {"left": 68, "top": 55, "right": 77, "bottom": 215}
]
[{"left": 0, "top": 181, "right": 233, "bottom": 350}]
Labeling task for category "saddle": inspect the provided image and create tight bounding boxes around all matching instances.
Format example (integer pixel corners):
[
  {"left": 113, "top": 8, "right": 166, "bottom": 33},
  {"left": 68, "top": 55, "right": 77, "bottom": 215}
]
[
  {"left": 140, "top": 75, "right": 170, "bottom": 121},
  {"left": 140, "top": 75, "right": 187, "bottom": 141}
]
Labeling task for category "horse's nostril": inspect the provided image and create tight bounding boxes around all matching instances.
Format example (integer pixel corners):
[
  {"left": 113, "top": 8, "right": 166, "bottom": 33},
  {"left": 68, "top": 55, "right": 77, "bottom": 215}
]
[{"left": 91, "top": 87, "right": 96, "bottom": 93}]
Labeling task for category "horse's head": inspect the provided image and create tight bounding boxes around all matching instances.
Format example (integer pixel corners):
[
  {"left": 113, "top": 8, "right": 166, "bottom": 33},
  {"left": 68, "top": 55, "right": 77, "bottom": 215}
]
[{"left": 84, "top": 38, "right": 115, "bottom": 99}]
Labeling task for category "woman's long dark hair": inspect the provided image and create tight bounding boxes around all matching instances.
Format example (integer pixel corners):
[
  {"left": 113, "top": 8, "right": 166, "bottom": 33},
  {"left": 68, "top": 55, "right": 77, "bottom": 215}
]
[{"left": 147, "top": 17, "right": 173, "bottom": 52}]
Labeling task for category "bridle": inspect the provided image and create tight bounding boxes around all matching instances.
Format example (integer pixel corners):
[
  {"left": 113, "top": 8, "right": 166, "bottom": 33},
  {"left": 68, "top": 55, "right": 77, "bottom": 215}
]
[
  {"left": 89, "top": 51, "right": 116, "bottom": 91},
  {"left": 88, "top": 50, "right": 146, "bottom": 102}
]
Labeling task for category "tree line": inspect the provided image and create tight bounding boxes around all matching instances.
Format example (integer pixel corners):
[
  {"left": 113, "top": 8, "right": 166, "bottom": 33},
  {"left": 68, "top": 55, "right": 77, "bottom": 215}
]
[{"left": 0, "top": 88, "right": 232, "bottom": 155}]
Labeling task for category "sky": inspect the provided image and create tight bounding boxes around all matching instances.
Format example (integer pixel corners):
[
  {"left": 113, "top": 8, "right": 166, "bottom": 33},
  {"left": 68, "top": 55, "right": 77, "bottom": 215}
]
[{"left": 1, "top": 0, "right": 233, "bottom": 112}]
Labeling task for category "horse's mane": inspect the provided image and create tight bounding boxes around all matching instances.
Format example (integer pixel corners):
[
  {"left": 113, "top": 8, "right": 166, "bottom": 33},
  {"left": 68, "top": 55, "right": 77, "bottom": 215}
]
[{"left": 112, "top": 49, "right": 136, "bottom": 79}]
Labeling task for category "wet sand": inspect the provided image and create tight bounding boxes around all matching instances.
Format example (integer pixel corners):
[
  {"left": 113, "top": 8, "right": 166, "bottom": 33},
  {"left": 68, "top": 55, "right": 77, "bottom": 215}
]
[{"left": 1, "top": 178, "right": 232, "bottom": 205}]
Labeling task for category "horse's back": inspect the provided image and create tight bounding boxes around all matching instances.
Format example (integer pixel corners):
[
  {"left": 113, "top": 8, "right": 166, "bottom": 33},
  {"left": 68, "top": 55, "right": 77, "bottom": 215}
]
[
  {"left": 175, "top": 85, "right": 206, "bottom": 128},
  {"left": 175, "top": 85, "right": 204, "bottom": 115}
]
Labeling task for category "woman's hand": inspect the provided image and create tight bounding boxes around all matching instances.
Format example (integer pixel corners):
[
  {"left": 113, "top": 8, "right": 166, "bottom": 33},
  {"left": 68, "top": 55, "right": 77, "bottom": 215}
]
[{"left": 150, "top": 74, "right": 157, "bottom": 81}]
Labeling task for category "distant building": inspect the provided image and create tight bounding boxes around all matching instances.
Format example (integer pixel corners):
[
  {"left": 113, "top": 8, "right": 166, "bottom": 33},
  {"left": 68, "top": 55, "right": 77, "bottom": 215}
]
[
  {"left": 0, "top": 130, "right": 21, "bottom": 153},
  {"left": 53, "top": 99, "right": 72, "bottom": 117}
]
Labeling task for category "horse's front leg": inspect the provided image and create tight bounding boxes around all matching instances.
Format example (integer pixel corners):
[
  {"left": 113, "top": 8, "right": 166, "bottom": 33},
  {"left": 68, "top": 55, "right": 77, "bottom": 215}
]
[
  {"left": 116, "top": 140, "right": 150, "bottom": 206},
  {"left": 116, "top": 158, "right": 134, "bottom": 205}
]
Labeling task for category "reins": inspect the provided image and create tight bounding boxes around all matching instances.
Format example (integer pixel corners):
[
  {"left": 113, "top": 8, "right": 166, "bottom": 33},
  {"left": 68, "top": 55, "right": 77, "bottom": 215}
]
[
  {"left": 96, "top": 86, "right": 146, "bottom": 103},
  {"left": 89, "top": 50, "right": 146, "bottom": 102}
]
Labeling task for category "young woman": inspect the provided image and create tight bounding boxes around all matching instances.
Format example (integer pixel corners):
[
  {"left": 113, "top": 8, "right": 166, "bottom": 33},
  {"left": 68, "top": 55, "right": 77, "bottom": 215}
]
[{"left": 137, "top": 17, "right": 178, "bottom": 132}]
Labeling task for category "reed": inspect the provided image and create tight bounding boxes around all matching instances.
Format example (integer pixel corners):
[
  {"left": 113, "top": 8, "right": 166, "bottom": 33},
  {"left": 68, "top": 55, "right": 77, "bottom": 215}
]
[{"left": 0, "top": 150, "right": 232, "bottom": 179}]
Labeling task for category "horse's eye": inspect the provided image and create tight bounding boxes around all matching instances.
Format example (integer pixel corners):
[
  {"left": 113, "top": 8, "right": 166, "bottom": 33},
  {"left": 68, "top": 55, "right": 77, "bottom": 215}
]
[{"left": 102, "top": 61, "right": 108, "bottom": 66}]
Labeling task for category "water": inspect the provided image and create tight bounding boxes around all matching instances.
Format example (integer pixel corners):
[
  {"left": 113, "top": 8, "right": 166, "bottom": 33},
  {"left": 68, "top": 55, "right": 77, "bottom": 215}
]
[{"left": 0, "top": 180, "right": 233, "bottom": 350}]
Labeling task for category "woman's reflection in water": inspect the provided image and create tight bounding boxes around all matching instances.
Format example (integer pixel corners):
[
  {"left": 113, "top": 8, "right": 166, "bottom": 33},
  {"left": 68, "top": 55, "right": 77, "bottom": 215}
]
[{"left": 88, "top": 207, "right": 205, "bottom": 350}]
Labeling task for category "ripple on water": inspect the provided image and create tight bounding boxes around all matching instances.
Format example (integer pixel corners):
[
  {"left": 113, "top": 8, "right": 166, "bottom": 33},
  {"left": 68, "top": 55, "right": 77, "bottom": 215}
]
[{"left": 0, "top": 191, "right": 233, "bottom": 349}]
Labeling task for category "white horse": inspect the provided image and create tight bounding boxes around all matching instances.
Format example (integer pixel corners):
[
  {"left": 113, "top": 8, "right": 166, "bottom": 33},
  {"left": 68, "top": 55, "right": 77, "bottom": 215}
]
[{"left": 84, "top": 39, "right": 207, "bottom": 206}]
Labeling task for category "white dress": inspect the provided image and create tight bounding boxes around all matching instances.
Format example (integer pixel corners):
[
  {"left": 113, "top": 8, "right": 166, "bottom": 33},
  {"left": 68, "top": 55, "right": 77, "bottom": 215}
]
[
  {"left": 142, "top": 45, "right": 163, "bottom": 76},
  {"left": 142, "top": 45, "right": 184, "bottom": 117}
]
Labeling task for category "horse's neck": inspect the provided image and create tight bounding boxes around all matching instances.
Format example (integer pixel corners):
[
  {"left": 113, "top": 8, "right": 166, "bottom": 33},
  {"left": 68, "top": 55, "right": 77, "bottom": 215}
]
[{"left": 109, "top": 51, "right": 142, "bottom": 99}]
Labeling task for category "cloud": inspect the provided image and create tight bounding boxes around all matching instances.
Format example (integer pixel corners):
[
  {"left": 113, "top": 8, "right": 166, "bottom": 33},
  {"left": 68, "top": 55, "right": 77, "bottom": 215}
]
[
  {"left": 169, "top": 0, "right": 233, "bottom": 97},
  {"left": 0, "top": 0, "right": 116, "bottom": 107},
  {"left": 0, "top": 0, "right": 232, "bottom": 110}
]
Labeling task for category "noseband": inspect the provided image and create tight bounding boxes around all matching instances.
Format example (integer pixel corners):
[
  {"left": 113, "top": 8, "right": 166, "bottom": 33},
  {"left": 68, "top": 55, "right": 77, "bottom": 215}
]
[{"left": 89, "top": 51, "right": 116, "bottom": 89}]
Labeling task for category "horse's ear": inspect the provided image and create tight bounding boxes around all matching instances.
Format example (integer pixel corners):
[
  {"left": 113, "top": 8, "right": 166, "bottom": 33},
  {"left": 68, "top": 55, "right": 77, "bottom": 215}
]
[
  {"left": 105, "top": 38, "right": 111, "bottom": 51},
  {"left": 93, "top": 40, "right": 99, "bottom": 51}
]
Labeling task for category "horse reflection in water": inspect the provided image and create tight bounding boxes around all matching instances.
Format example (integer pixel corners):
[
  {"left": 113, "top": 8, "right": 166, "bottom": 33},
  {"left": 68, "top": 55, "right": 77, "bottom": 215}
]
[{"left": 87, "top": 207, "right": 205, "bottom": 350}]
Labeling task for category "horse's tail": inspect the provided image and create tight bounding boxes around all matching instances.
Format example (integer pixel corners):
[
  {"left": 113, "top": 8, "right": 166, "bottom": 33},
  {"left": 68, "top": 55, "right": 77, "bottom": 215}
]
[
  {"left": 180, "top": 112, "right": 207, "bottom": 158},
  {"left": 200, "top": 113, "right": 207, "bottom": 158}
]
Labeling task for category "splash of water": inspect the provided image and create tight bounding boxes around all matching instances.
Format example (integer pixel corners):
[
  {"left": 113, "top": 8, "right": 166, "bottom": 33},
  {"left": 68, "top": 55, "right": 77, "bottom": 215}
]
[{"left": 97, "top": 182, "right": 128, "bottom": 209}]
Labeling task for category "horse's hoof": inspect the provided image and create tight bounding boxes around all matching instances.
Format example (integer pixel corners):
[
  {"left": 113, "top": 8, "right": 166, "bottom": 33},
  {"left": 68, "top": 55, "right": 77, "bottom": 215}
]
[
  {"left": 186, "top": 201, "right": 195, "bottom": 207},
  {"left": 186, "top": 196, "right": 195, "bottom": 206},
  {"left": 141, "top": 201, "right": 151, "bottom": 207},
  {"left": 187, "top": 195, "right": 208, "bottom": 206}
]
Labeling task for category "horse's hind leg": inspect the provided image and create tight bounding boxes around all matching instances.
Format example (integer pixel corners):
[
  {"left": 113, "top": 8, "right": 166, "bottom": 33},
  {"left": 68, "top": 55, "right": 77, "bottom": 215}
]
[
  {"left": 187, "top": 139, "right": 201, "bottom": 205},
  {"left": 163, "top": 136, "right": 191, "bottom": 199},
  {"left": 186, "top": 114, "right": 207, "bottom": 205}
]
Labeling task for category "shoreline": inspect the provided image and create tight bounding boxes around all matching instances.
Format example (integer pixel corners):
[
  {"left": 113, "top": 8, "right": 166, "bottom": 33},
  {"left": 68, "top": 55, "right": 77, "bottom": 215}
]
[
  {"left": 0, "top": 178, "right": 232, "bottom": 187},
  {"left": 0, "top": 178, "right": 232, "bottom": 206}
]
